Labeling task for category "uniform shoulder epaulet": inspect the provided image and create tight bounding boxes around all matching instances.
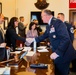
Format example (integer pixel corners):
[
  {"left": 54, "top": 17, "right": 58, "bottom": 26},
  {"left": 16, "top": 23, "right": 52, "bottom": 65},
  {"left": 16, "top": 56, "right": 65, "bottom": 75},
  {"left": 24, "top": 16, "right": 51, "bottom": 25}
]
[
  {"left": 52, "top": 18, "right": 58, "bottom": 23},
  {"left": 53, "top": 18, "right": 57, "bottom": 21},
  {"left": 65, "top": 21, "right": 69, "bottom": 24},
  {"left": 65, "top": 21, "right": 69, "bottom": 23}
]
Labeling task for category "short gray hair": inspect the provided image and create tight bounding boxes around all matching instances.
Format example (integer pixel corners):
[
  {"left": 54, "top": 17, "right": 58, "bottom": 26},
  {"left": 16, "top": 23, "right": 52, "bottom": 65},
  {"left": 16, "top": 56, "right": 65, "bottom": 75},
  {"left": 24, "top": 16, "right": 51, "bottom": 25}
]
[{"left": 42, "top": 9, "right": 52, "bottom": 15}]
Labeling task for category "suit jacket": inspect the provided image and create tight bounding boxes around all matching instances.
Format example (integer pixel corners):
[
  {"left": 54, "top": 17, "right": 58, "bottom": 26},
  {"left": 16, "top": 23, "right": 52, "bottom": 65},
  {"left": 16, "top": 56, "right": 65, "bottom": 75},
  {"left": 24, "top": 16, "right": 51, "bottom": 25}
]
[
  {"left": 0, "top": 30, "right": 6, "bottom": 61},
  {"left": 18, "top": 22, "right": 26, "bottom": 37},
  {"left": 5, "top": 27, "right": 26, "bottom": 51},
  {"left": 35, "top": 17, "right": 76, "bottom": 63}
]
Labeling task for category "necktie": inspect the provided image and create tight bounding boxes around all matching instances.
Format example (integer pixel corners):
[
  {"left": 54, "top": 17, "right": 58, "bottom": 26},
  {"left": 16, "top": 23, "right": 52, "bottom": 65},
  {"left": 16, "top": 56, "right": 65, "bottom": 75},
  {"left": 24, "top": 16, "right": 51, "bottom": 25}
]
[{"left": 0, "top": 27, "right": 5, "bottom": 40}]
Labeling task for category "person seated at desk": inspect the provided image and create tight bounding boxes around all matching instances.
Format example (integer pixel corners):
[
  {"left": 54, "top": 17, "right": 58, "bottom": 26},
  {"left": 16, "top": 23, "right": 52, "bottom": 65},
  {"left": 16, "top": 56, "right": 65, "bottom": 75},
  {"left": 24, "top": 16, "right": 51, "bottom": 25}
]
[
  {"left": 0, "top": 13, "right": 6, "bottom": 61},
  {"left": 5, "top": 17, "right": 26, "bottom": 51},
  {"left": 25, "top": 22, "right": 38, "bottom": 47},
  {"left": 33, "top": 19, "right": 42, "bottom": 36}
]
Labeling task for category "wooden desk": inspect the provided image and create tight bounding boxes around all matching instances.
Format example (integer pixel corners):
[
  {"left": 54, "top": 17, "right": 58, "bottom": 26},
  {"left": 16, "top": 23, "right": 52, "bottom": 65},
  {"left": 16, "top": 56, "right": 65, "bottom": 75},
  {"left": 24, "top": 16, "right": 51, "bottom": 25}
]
[{"left": 1, "top": 49, "right": 54, "bottom": 75}]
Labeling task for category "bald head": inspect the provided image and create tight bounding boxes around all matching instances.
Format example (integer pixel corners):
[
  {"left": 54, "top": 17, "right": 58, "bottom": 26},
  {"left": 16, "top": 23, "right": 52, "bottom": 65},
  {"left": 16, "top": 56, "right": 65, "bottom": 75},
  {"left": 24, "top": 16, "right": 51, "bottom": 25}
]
[{"left": 0, "top": 13, "right": 4, "bottom": 24}]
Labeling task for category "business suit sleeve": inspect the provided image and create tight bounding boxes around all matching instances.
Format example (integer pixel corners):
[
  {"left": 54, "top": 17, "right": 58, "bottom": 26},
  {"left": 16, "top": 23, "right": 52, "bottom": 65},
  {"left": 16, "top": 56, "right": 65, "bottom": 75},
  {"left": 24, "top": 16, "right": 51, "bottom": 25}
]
[
  {"left": 9, "top": 28, "right": 26, "bottom": 42},
  {"left": 0, "top": 31, "right": 4, "bottom": 43},
  {"left": 35, "top": 26, "right": 49, "bottom": 42},
  {"left": 67, "top": 24, "right": 74, "bottom": 43},
  {"left": 55, "top": 21, "right": 70, "bottom": 56},
  {"left": 18, "top": 22, "right": 26, "bottom": 30}
]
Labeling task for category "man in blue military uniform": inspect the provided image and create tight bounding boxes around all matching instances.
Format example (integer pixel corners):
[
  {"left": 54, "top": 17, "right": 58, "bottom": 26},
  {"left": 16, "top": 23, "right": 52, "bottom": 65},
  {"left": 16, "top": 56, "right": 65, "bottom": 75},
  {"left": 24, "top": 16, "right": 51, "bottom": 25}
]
[
  {"left": 26, "top": 9, "right": 76, "bottom": 75},
  {"left": 57, "top": 13, "right": 76, "bottom": 72},
  {"left": 57, "top": 13, "right": 74, "bottom": 43}
]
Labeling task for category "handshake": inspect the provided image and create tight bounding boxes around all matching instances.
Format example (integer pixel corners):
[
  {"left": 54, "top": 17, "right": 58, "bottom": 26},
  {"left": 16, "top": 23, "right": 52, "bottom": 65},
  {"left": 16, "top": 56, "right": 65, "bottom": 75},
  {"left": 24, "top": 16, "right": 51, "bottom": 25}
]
[{"left": 25, "top": 38, "right": 35, "bottom": 46}]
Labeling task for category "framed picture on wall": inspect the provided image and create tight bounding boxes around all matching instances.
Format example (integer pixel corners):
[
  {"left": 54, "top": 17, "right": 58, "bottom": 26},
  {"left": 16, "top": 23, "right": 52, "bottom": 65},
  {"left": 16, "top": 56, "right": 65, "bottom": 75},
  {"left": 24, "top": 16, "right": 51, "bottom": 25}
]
[
  {"left": 0, "top": 2, "right": 2, "bottom": 13},
  {"left": 31, "top": 11, "right": 54, "bottom": 26}
]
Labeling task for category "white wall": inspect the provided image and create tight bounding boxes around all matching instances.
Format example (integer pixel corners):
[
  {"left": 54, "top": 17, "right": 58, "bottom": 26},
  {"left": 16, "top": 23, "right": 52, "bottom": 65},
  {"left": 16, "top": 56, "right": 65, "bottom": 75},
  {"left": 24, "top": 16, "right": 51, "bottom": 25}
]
[{"left": 0, "top": 0, "right": 69, "bottom": 31}]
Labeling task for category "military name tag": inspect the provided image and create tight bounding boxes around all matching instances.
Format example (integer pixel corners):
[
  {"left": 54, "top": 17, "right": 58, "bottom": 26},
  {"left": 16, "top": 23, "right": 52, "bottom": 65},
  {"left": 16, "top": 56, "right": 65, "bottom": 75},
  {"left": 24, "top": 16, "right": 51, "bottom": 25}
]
[
  {"left": 50, "top": 26, "right": 55, "bottom": 33},
  {"left": 70, "top": 27, "right": 74, "bottom": 33}
]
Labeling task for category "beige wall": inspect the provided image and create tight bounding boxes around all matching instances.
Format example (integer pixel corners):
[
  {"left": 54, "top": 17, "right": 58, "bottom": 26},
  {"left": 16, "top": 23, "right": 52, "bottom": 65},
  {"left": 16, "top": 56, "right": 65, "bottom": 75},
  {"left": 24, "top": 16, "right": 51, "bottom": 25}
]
[
  {"left": 16, "top": 0, "right": 69, "bottom": 31},
  {"left": 0, "top": 0, "right": 16, "bottom": 32},
  {"left": 0, "top": 0, "right": 16, "bottom": 19},
  {"left": 0, "top": 0, "right": 69, "bottom": 31},
  {"left": 16, "top": 0, "right": 69, "bottom": 23}
]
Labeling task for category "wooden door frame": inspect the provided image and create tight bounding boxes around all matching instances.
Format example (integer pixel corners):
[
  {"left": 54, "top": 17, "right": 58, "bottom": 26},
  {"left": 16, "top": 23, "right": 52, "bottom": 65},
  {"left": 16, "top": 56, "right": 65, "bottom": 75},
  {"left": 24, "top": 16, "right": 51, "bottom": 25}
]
[{"left": 69, "top": 9, "right": 76, "bottom": 24}]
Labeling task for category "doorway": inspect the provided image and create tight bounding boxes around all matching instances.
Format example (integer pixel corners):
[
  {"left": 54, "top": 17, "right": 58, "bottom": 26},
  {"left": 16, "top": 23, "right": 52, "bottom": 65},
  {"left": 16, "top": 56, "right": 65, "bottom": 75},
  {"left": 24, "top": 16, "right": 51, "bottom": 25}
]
[{"left": 69, "top": 9, "right": 76, "bottom": 27}]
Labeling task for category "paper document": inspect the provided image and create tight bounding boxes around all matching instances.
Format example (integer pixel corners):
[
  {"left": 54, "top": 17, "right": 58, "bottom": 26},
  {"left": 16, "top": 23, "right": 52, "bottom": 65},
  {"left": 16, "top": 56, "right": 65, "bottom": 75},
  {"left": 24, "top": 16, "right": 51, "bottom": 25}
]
[
  {"left": 22, "top": 47, "right": 32, "bottom": 51},
  {"left": 15, "top": 47, "right": 23, "bottom": 51},
  {"left": 10, "top": 51, "right": 21, "bottom": 54},
  {"left": 26, "top": 51, "right": 35, "bottom": 56},
  {"left": 0, "top": 67, "right": 6, "bottom": 74},
  {"left": 3, "top": 67, "right": 10, "bottom": 74},
  {"left": 37, "top": 49, "right": 49, "bottom": 52},
  {"left": 0, "top": 67, "right": 10, "bottom": 74},
  {"left": 37, "top": 46, "right": 46, "bottom": 49}
]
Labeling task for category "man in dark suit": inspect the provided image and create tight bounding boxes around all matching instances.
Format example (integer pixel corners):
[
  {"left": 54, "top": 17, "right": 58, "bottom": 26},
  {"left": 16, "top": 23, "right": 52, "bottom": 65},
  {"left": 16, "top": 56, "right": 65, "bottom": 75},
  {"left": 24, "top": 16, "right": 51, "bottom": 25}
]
[
  {"left": 0, "top": 13, "right": 6, "bottom": 61},
  {"left": 27, "top": 9, "right": 76, "bottom": 75},
  {"left": 57, "top": 13, "right": 76, "bottom": 72},
  {"left": 18, "top": 16, "right": 28, "bottom": 37}
]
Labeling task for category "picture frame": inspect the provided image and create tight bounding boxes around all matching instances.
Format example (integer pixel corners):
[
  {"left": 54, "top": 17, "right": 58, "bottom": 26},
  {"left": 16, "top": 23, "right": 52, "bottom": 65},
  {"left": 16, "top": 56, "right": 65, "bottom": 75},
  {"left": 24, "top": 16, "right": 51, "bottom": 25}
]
[
  {"left": 0, "top": 2, "right": 2, "bottom": 13},
  {"left": 31, "top": 11, "right": 54, "bottom": 25}
]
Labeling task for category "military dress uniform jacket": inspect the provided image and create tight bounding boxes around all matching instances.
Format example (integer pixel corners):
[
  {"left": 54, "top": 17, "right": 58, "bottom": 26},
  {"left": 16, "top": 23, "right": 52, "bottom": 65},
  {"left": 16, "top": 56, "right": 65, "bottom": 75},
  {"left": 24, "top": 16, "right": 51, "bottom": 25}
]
[
  {"left": 35, "top": 17, "right": 76, "bottom": 63},
  {"left": 64, "top": 21, "right": 74, "bottom": 43}
]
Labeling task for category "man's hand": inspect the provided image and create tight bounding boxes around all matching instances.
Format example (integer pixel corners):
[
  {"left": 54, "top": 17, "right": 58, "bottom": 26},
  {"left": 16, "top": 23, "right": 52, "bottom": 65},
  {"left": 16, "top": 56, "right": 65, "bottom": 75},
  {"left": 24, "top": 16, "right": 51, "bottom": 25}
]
[
  {"left": 0, "top": 43, "right": 6, "bottom": 48},
  {"left": 24, "top": 23, "right": 28, "bottom": 27},
  {"left": 50, "top": 52, "right": 59, "bottom": 60},
  {"left": 26, "top": 38, "right": 34, "bottom": 44}
]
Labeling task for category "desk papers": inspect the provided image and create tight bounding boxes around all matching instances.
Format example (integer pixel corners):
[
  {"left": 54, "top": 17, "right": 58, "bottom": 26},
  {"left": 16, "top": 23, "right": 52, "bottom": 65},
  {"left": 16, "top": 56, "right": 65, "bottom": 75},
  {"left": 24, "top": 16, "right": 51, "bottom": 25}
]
[
  {"left": 10, "top": 51, "right": 21, "bottom": 54},
  {"left": 37, "top": 46, "right": 48, "bottom": 52},
  {"left": 26, "top": 51, "right": 35, "bottom": 56},
  {"left": 0, "top": 67, "right": 10, "bottom": 74},
  {"left": 22, "top": 47, "right": 32, "bottom": 51},
  {"left": 37, "top": 49, "right": 49, "bottom": 52},
  {"left": 37, "top": 46, "right": 46, "bottom": 49}
]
